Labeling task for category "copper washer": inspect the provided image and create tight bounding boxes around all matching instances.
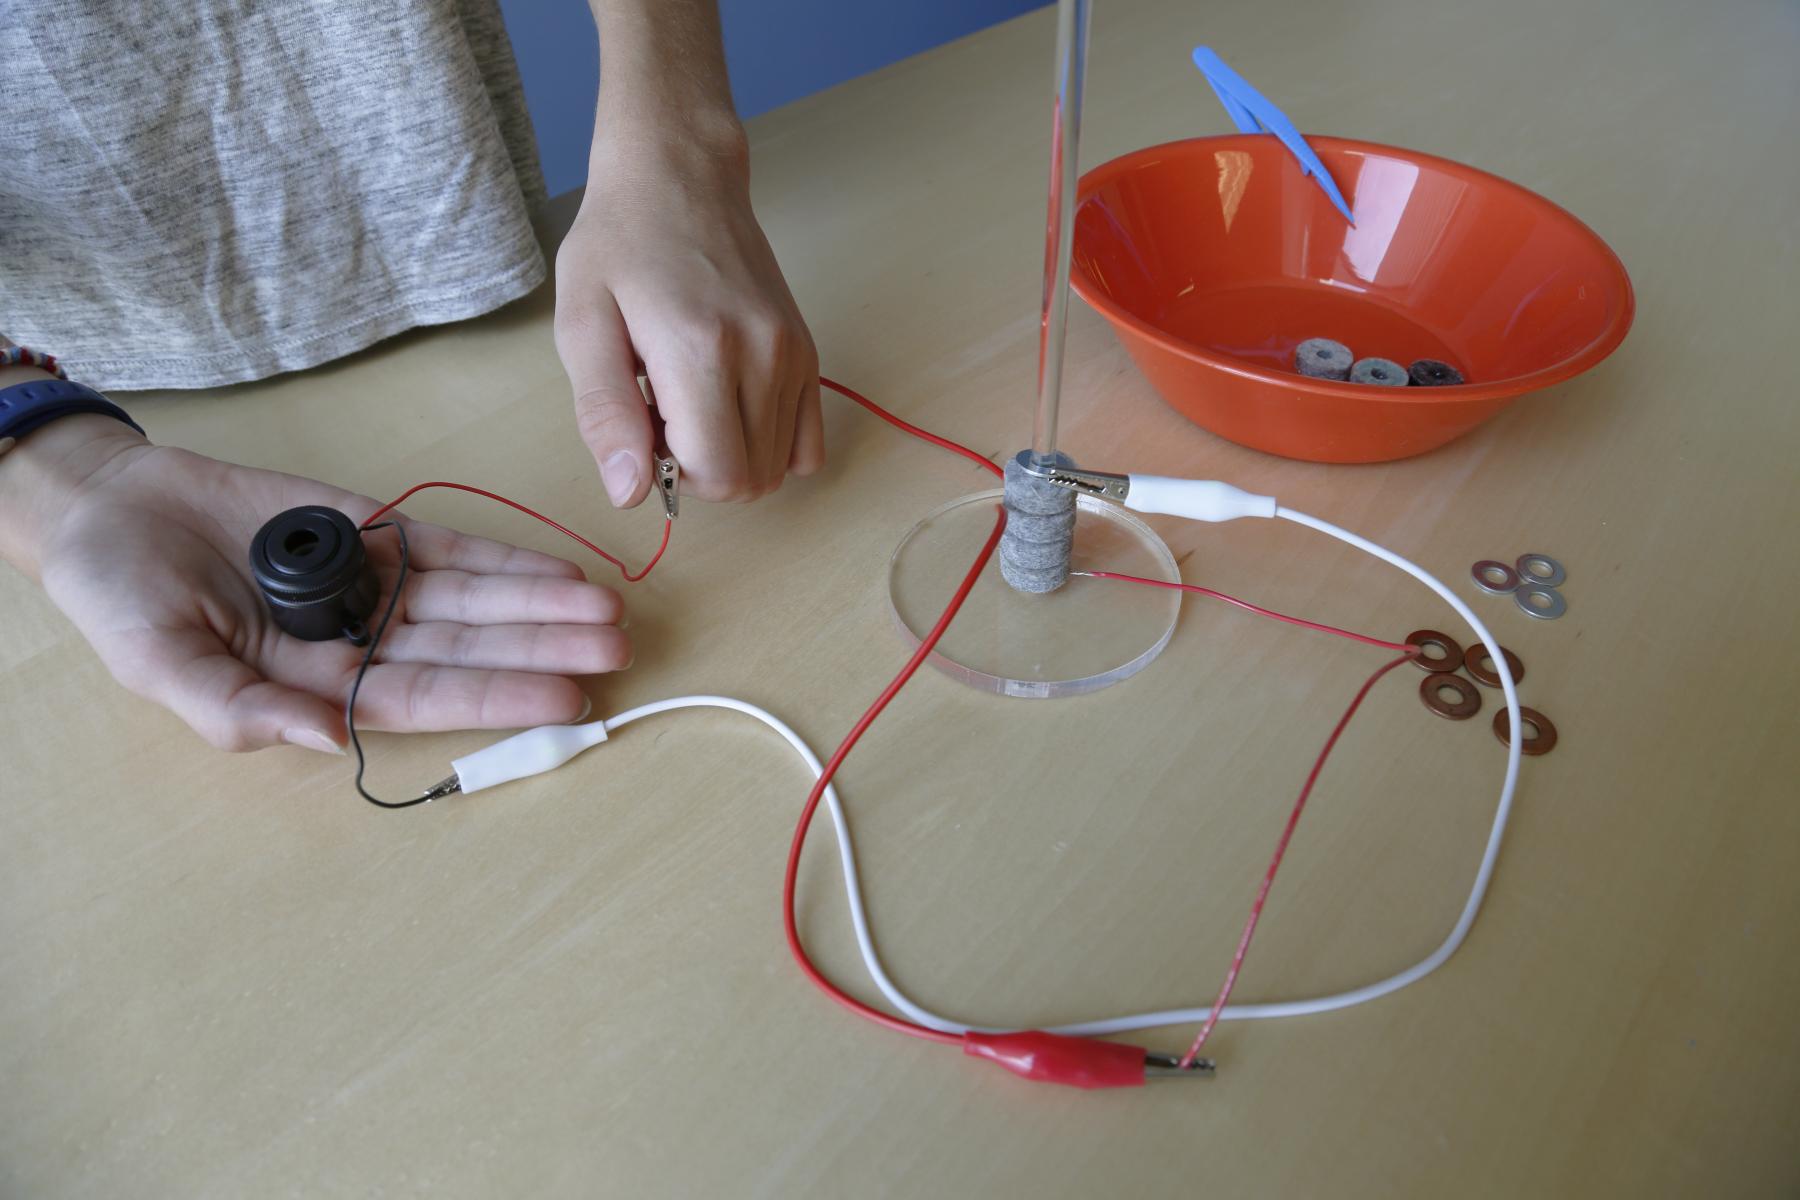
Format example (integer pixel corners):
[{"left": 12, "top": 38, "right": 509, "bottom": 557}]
[
  {"left": 1463, "top": 644, "right": 1525, "bottom": 688},
  {"left": 1406, "top": 628, "right": 1464, "bottom": 674},
  {"left": 1493, "top": 706, "right": 1558, "bottom": 755},
  {"left": 1420, "top": 672, "right": 1482, "bottom": 719}
]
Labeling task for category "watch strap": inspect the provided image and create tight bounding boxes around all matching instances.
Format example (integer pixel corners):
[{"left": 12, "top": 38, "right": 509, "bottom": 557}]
[{"left": 0, "top": 378, "right": 146, "bottom": 442}]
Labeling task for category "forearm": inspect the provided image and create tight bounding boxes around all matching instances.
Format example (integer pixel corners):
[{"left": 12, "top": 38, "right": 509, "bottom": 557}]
[
  {"left": 560, "top": 2, "right": 821, "bottom": 503},
  {"left": 587, "top": 0, "right": 746, "bottom": 178},
  {"left": 0, "top": 413, "right": 150, "bottom": 578},
  {"left": 0, "top": 336, "right": 151, "bottom": 576}
]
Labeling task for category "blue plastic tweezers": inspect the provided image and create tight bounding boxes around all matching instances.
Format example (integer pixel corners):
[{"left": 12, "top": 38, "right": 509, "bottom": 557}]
[{"left": 1191, "top": 46, "right": 1356, "bottom": 225}]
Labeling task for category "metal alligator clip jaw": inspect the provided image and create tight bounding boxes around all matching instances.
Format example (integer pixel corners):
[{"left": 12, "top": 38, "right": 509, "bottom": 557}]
[
  {"left": 654, "top": 449, "right": 680, "bottom": 519},
  {"left": 639, "top": 373, "right": 680, "bottom": 519},
  {"left": 1145, "top": 1052, "right": 1217, "bottom": 1079},
  {"left": 1016, "top": 453, "right": 1132, "bottom": 504}
]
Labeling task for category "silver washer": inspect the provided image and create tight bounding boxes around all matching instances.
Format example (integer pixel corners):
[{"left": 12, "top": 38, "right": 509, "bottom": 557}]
[
  {"left": 1471, "top": 560, "right": 1519, "bottom": 594},
  {"left": 1515, "top": 553, "right": 1567, "bottom": 588},
  {"left": 1514, "top": 584, "right": 1567, "bottom": 620}
]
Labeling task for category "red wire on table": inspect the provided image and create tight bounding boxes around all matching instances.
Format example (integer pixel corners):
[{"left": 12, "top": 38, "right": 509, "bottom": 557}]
[
  {"left": 820, "top": 376, "right": 1004, "bottom": 479},
  {"left": 351, "top": 376, "right": 1426, "bottom": 1068},
  {"left": 781, "top": 505, "right": 1008, "bottom": 1047},
  {"left": 360, "top": 378, "right": 981, "bottom": 586},
  {"left": 361, "top": 481, "right": 672, "bottom": 582},
  {"left": 1175, "top": 645, "right": 1420, "bottom": 1069},
  {"left": 783, "top": 379, "right": 1425, "bottom": 1067},
  {"left": 358, "top": 378, "right": 974, "bottom": 585},
  {"left": 1081, "top": 571, "right": 1414, "bottom": 652}
]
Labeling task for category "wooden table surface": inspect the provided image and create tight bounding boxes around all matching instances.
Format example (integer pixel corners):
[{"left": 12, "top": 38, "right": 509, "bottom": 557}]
[{"left": 5, "top": 0, "right": 1797, "bottom": 1195}]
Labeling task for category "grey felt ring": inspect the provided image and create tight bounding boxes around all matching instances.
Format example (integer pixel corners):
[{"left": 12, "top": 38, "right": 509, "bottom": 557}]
[
  {"left": 1295, "top": 338, "right": 1353, "bottom": 381},
  {"left": 999, "top": 556, "right": 1068, "bottom": 593},
  {"left": 1349, "top": 357, "right": 1409, "bottom": 387},
  {"left": 1003, "top": 508, "right": 1077, "bottom": 542},
  {"left": 1003, "top": 453, "right": 1078, "bottom": 516}
]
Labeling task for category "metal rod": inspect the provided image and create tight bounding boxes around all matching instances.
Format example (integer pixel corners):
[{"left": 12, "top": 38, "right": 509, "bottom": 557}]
[{"left": 1031, "top": 0, "right": 1093, "bottom": 466}]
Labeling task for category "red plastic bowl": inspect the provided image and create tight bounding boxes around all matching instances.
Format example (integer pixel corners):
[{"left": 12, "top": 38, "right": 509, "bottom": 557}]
[{"left": 1070, "top": 136, "right": 1634, "bottom": 463}]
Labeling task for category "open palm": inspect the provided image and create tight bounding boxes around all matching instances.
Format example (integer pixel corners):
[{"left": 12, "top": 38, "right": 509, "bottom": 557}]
[{"left": 37, "top": 443, "right": 631, "bottom": 753}]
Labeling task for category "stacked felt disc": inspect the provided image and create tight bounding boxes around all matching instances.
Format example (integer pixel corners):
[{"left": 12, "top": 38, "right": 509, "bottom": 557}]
[{"left": 1294, "top": 338, "right": 1464, "bottom": 388}]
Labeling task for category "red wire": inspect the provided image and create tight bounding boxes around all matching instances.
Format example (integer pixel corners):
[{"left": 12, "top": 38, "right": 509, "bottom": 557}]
[
  {"left": 352, "top": 379, "right": 1422, "bottom": 1067},
  {"left": 360, "top": 481, "right": 672, "bottom": 582},
  {"left": 1175, "top": 645, "right": 1421, "bottom": 1068},
  {"left": 785, "top": 380, "right": 1424, "bottom": 1068},
  {"left": 781, "top": 505, "right": 1008, "bottom": 1047},
  {"left": 1081, "top": 571, "right": 1414, "bottom": 652},
  {"left": 354, "top": 378, "right": 988, "bottom": 585},
  {"left": 819, "top": 376, "right": 1004, "bottom": 479}
]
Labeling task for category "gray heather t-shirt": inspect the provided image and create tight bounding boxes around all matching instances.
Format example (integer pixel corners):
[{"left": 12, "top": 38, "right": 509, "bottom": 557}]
[{"left": 0, "top": 0, "right": 550, "bottom": 391}]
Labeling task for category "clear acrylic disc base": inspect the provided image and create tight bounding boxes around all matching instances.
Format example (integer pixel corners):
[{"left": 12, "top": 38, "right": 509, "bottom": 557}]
[{"left": 887, "top": 489, "right": 1181, "bottom": 698}]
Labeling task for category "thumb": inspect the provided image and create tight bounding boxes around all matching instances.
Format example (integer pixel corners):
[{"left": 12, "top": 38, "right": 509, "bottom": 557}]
[
  {"left": 554, "top": 292, "right": 655, "bottom": 509},
  {"left": 121, "top": 630, "right": 345, "bottom": 753}
]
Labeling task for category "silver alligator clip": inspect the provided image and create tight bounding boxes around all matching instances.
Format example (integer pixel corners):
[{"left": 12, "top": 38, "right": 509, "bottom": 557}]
[
  {"left": 639, "top": 372, "right": 680, "bottom": 519},
  {"left": 1018, "top": 456, "right": 1131, "bottom": 503},
  {"left": 654, "top": 452, "right": 680, "bottom": 519}
]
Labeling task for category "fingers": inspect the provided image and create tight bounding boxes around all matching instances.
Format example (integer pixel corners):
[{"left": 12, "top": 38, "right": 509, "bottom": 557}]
[
  {"left": 560, "top": 251, "right": 823, "bottom": 502},
  {"left": 383, "top": 519, "right": 588, "bottom": 581},
  {"left": 759, "top": 349, "right": 801, "bottom": 496},
  {"left": 399, "top": 568, "right": 625, "bottom": 627},
  {"left": 115, "top": 627, "right": 346, "bottom": 753},
  {"left": 648, "top": 346, "right": 755, "bottom": 503},
  {"left": 713, "top": 318, "right": 818, "bottom": 497},
  {"left": 779, "top": 326, "right": 820, "bottom": 480},
  {"left": 375, "top": 620, "right": 631, "bottom": 674},
  {"left": 554, "top": 291, "right": 656, "bottom": 509},
  {"left": 738, "top": 322, "right": 791, "bottom": 497},
  {"left": 740, "top": 373, "right": 782, "bottom": 498},
  {"left": 339, "top": 664, "right": 587, "bottom": 732},
  {"left": 790, "top": 374, "right": 825, "bottom": 475},
  {"left": 243, "top": 560, "right": 631, "bottom": 737},
  {"left": 643, "top": 317, "right": 825, "bottom": 502}
]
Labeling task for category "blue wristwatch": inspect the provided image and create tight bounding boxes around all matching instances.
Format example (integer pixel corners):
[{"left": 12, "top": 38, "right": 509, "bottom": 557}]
[{"left": 0, "top": 377, "right": 145, "bottom": 448}]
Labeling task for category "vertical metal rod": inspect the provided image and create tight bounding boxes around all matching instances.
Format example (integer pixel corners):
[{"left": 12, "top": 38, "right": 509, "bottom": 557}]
[{"left": 1031, "top": 0, "right": 1093, "bottom": 465}]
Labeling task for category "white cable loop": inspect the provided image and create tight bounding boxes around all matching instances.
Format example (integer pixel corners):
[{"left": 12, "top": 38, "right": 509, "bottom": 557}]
[{"left": 600, "top": 506, "right": 1522, "bottom": 1038}]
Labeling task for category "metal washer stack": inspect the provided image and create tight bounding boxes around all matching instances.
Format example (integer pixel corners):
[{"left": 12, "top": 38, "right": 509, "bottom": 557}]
[{"left": 1471, "top": 553, "right": 1568, "bottom": 619}]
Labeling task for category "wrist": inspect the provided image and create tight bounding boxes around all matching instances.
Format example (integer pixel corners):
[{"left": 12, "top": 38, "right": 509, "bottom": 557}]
[
  {"left": 589, "top": 0, "right": 742, "bottom": 161},
  {"left": 0, "top": 414, "right": 152, "bottom": 578},
  {"left": 589, "top": 103, "right": 749, "bottom": 190}
]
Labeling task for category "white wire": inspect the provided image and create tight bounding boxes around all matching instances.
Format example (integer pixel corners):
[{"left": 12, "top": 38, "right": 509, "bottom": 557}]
[
  {"left": 601, "top": 509, "right": 1523, "bottom": 1038},
  {"left": 600, "top": 694, "right": 926, "bottom": 1027}
]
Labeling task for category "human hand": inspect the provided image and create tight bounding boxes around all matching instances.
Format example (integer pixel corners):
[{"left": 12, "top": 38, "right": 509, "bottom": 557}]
[
  {"left": 553, "top": 118, "right": 824, "bottom": 507},
  {"left": 1, "top": 419, "right": 630, "bottom": 753}
]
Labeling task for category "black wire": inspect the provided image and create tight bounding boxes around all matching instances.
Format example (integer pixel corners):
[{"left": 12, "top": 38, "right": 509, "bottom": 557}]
[{"left": 347, "top": 521, "right": 432, "bottom": 808}]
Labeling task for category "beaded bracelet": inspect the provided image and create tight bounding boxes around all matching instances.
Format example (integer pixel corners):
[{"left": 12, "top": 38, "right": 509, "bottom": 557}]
[{"left": 0, "top": 344, "right": 71, "bottom": 380}]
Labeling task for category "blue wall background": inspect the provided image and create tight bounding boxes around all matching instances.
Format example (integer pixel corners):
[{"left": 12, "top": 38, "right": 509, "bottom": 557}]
[{"left": 498, "top": 0, "right": 1048, "bottom": 198}]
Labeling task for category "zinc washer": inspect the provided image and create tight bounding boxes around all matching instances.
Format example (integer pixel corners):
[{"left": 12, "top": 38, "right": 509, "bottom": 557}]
[
  {"left": 1515, "top": 553, "right": 1566, "bottom": 587},
  {"left": 1514, "top": 584, "right": 1566, "bottom": 620},
  {"left": 1471, "top": 560, "right": 1519, "bottom": 594}
]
